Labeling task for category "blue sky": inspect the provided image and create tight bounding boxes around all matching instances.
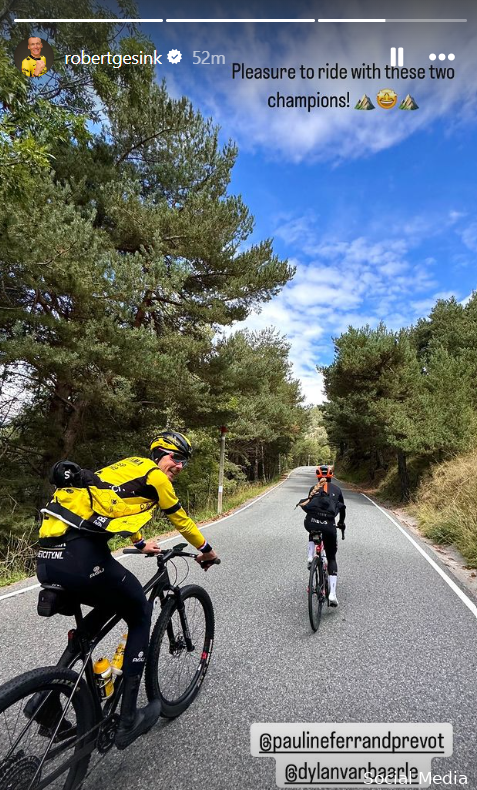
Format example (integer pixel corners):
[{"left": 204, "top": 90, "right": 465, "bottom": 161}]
[{"left": 131, "top": 0, "right": 477, "bottom": 402}]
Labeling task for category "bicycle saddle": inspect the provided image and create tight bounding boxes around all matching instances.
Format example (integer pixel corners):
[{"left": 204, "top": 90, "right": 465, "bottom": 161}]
[{"left": 37, "top": 585, "right": 79, "bottom": 617}]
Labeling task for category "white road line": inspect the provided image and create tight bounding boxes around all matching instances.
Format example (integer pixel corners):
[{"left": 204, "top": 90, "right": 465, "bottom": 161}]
[
  {"left": 362, "top": 493, "right": 477, "bottom": 619},
  {"left": 0, "top": 474, "right": 291, "bottom": 602},
  {"left": 0, "top": 583, "right": 41, "bottom": 601}
]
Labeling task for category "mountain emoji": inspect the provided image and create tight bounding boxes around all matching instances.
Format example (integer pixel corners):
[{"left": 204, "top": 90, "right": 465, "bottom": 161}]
[
  {"left": 399, "top": 94, "right": 419, "bottom": 110},
  {"left": 355, "top": 94, "right": 375, "bottom": 110}
]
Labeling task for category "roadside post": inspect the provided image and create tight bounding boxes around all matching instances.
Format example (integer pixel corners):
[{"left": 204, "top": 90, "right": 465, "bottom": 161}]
[{"left": 217, "top": 425, "right": 227, "bottom": 514}]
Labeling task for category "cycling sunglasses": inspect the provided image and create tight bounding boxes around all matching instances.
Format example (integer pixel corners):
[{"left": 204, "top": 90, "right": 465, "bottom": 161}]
[{"left": 164, "top": 452, "right": 188, "bottom": 467}]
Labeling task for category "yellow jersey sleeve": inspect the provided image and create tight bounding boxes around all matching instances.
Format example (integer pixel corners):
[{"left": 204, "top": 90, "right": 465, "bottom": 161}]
[{"left": 147, "top": 468, "right": 207, "bottom": 550}]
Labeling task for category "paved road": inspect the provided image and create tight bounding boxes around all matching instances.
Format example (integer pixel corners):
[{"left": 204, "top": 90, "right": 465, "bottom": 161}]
[{"left": 1, "top": 467, "right": 476, "bottom": 789}]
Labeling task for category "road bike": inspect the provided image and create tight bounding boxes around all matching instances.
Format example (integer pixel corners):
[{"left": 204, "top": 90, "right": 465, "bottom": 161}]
[
  {"left": 307, "top": 527, "right": 344, "bottom": 632},
  {"left": 307, "top": 531, "right": 329, "bottom": 632},
  {"left": 0, "top": 543, "right": 219, "bottom": 790}
]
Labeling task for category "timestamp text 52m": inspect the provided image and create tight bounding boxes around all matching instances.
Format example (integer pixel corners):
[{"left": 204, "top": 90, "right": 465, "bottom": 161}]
[{"left": 193, "top": 51, "right": 226, "bottom": 64}]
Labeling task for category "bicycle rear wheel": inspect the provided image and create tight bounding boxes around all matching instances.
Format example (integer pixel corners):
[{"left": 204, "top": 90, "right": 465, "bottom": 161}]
[
  {"left": 145, "top": 584, "right": 214, "bottom": 718},
  {"left": 308, "top": 557, "right": 325, "bottom": 632},
  {"left": 0, "top": 666, "right": 96, "bottom": 790}
]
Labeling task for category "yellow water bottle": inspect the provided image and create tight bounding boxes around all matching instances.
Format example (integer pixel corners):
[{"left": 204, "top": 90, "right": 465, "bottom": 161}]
[
  {"left": 93, "top": 657, "right": 115, "bottom": 699},
  {"left": 111, "top": 632, "right": 128, "bottom": 677}
]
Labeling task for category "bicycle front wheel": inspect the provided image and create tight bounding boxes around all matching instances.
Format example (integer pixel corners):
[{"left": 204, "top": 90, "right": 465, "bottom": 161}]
[
  {"left": 308, "top": 557, "right": 325, "bottom": 632},
  {"left": 145, "top": 584, "right": 214, "bottom": 718},
  {"left": 0, "top": 666, "right": 96, "bottom": 790}
]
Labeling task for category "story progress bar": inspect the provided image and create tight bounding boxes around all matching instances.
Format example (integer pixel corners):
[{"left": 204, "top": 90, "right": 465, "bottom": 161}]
[{"left": 14, "top": 17, "right": 468, "bottom": 23}]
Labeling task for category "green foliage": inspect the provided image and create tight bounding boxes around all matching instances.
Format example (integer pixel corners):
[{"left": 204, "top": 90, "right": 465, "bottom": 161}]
[
  {"left": 0, "top": 13, "right": 306, "bottom": 560},
  {"left": 208, "top": 329, "right": 307, "bottom": 480},
  {"left": 322, "top": 294, "right": 477, "bottom": 501},
  {"left": 289, "top": 406, "right": 331, "bottom": 466},
  {"left": 0, "top": 44, "right": 52, "bottom": 196}
]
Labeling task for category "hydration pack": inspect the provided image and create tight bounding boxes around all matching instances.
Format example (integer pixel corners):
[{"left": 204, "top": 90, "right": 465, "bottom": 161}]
[
  {"left": 309, "top": 483, "right": 340, "bottom": 519},
  {"left": 46, "top": 458, "right": 157, "bottom": 529}
]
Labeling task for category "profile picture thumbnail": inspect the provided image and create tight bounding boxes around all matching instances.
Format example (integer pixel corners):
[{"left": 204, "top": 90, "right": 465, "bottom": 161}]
[{"left": 14, "top": 37, "right": 54, "bottom": 77}]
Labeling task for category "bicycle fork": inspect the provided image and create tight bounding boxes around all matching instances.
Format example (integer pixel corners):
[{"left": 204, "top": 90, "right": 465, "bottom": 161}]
[{"left": 167, "top": 591, "right": 195, "bottom": 652}]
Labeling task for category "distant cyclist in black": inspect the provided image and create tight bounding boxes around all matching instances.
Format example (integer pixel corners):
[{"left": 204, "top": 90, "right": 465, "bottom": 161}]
[{"left": 296, "top": 465, "right": 346, "bottom": 607}]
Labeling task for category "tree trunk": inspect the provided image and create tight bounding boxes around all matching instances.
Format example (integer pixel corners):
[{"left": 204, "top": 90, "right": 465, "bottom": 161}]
[
  {"left": 254, "top": 445, "right": 259, "bottom": 482},
  {"left": 369, "top": 447, "right": 376, "bottom": 481},
  {"left": 37, "top": 381, "right": 73, "bottom": 506},
  {"left": 397, "top": 450, "right": 410, "bottom": 502},
  {"left": 63, "top": 399, "right": 87, "bottom": 458}
]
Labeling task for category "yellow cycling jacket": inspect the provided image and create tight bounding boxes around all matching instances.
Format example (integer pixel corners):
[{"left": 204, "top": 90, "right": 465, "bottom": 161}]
[
  {"left": 22, "top": 55, "right": 47, "bottom": 76},
  {"left": 40, "top": 456, "right": 207, "bottom": 549}
]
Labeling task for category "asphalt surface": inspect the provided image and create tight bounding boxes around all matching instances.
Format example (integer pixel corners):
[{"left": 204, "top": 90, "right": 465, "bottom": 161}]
[{"left": 1, "top": 467, "right": 477, "bottom": 790}]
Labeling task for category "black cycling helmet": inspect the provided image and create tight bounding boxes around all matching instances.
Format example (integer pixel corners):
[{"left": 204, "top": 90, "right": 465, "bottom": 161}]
[
  {"left": 150, "top": 429, "right": 192, "bottom": 463},
  {"left": 49, "top": 460, "right": 83, "bottom": 488}
]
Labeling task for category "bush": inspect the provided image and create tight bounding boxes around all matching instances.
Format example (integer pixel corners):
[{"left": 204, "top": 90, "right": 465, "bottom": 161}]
[
  {"left": 0, "top": 529, "right": 38, "bottom": 586},
  {"left": 377, "top": 455, "right": 433, "bottom": 502},
  {"left": 414, "top": 450, "right": 477, "bottom": 567}
]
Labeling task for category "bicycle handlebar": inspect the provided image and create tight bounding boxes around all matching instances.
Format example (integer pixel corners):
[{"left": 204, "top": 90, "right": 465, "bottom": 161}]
[{"left": 122, "top": 545, "right": 221, "bottom": 568}]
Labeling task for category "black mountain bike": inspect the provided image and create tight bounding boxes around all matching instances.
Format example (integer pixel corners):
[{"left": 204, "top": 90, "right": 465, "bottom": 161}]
[{"left": 0, "top": 543, "right": 219, "bottom": 790}]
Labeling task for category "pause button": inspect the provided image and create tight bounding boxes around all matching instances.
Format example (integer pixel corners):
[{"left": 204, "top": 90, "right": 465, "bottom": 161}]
[{"left": 390, "top": 47, "right": 404, "bottom": 66}]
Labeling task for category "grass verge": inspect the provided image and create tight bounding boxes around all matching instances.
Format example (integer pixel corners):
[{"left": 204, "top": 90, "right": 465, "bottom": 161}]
[
  {"left": 337, "top": 452, "right": 477, "bottom": 570},
  {"left": 412, "top": 450, "right": 477, "bottom": 568}
]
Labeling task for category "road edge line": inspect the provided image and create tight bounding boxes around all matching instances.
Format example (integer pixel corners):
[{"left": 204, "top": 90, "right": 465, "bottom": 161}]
[{"left": 362, "top": 492, "right": 477, "bottom": 619}]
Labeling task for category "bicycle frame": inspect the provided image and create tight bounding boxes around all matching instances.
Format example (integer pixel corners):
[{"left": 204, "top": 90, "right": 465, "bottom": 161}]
[
  {"left": 56, "top": 546, "right": 196, "bottom": 712},
  {"left": 310, "top": 531, "right": 329, "bottom": 598},
  {"left": 314, "top": 537, "right": 324, "bottom": 557},
  {"left": 310, "top": 531, "right": 325, "bottom": 562},
  {"left": 22, "top": 542, "right": 198, "bottom": 775},
  {"left": 2, "top": 545, "right": 216, "bottom": 790}
]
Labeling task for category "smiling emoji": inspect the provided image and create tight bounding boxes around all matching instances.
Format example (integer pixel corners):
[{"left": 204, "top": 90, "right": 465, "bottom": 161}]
[{"left": 376, "top": 89, "right": 398, "bottom": 109}]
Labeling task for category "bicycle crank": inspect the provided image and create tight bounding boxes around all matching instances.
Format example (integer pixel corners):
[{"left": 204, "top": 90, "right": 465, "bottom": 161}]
[{"left": 97, "top": 714, "right": 120, "bottom": 754}]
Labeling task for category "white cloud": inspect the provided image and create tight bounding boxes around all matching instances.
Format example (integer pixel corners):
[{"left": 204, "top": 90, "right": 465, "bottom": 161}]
[
  {"left": 461, "top": 291, "right": 476, "bottom": 306},
  {"left": 461, "top": 221, "right": 477, "bottom": 252},
  {"left": 169, "top": 1, "right": 477, "bottom": 163},
  {"left": 449, "top": 211, "right": 467, "bottom": 224},
  {"left": 410, "top": 290, "right": 456, "bottom": 314},
  {"left": 232, "top": 204, "right": 468, "bottom": 403}
]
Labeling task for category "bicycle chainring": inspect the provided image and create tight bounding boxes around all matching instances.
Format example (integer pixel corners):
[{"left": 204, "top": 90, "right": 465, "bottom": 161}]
[{"left": 97, "top": 714, "right": 120, "bottom": 754}]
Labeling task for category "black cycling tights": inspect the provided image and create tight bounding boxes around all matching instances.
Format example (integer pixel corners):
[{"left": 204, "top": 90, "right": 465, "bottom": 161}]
[
  {"left": 305, "top": 519, "right": 338, "bottom": 575},
  {"left": 37, "top": 536, "right": 151, "bottom": 678}
]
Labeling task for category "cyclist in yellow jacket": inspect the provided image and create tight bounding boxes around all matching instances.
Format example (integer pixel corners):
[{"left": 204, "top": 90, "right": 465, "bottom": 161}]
[{"left": 36, "top": 430, "right": 217, "bottom": 749}]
